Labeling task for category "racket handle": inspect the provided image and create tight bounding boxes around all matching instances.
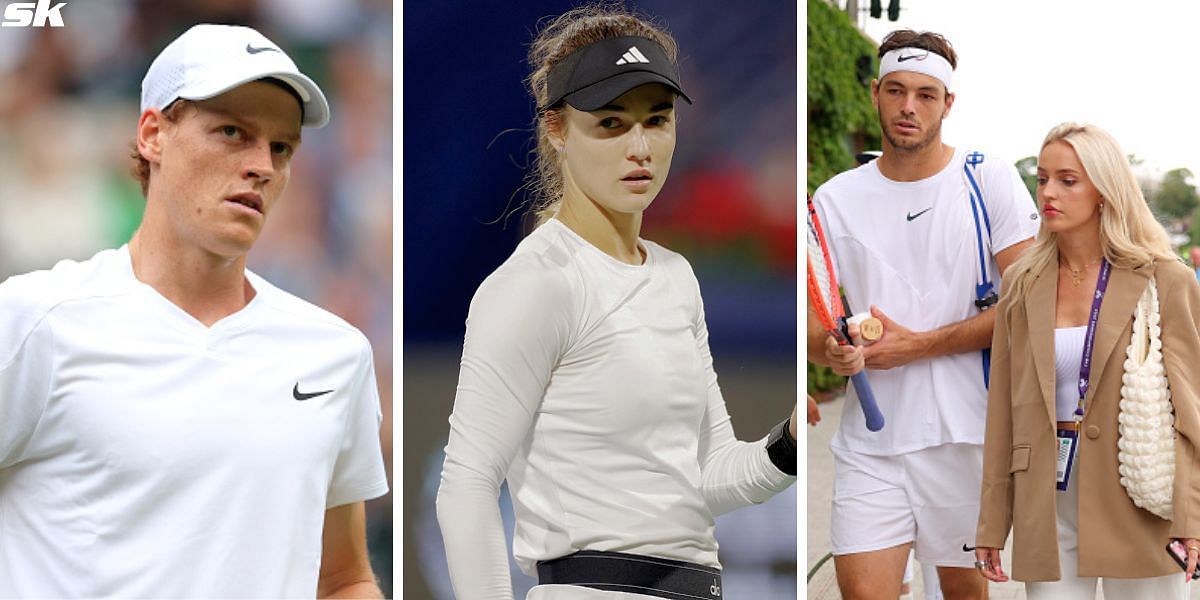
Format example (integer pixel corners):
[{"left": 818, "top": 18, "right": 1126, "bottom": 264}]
[{"left": 850, "top": 372, "right": 884, "bottom": 431}]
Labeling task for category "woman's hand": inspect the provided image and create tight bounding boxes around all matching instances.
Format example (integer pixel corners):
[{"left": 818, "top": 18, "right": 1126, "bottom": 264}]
[
  {"left": 806, "top": 395, "right": 821, "bottom": 426},
  {"left": 1175, "top": 538, "right": 1200, "bottom": 580},
  {"left": 974, "top": 547, "right": 1009, "bottom": 583}
]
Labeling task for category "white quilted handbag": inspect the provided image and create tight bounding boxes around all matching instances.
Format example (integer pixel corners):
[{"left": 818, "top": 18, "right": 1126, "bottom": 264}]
[{"left": 1117, "top": 276, "right": 1175, "bottom": 520}]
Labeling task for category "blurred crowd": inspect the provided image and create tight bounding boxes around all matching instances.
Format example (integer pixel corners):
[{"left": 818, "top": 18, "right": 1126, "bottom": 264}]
[{"left": 0, "top": 0, "right": 393, "bottom": 593}]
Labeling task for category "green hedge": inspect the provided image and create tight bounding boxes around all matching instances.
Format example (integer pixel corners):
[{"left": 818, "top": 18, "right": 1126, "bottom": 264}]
[
  {"left": 807, "top": 0, "right": 881, "bottom": 394},
  {"left": 807, "top": 0, "right": 881, "bottom": 196}
]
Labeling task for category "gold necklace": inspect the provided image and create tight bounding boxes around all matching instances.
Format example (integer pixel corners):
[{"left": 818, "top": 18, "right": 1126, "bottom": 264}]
[{"left": 1063, "top": 257, "right": 1103, "bottom": 286}]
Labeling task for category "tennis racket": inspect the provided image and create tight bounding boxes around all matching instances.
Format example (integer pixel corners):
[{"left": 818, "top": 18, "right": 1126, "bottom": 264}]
[
  {"left": 807, "top": 551, "right": 838, "bottom": 599},
  {"left": 806, "top": 196, "right": 884, "bottom": 432}
]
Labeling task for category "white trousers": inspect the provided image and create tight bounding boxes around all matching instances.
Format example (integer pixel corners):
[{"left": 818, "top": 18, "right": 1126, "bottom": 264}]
[{"left": 1024, "top": 471, "right": 1187, "bottom": 600}]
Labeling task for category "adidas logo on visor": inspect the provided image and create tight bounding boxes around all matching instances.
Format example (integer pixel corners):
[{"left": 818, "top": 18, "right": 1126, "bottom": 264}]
[{"left": 615, "top": 46, "right": 650, "bottom": 65}]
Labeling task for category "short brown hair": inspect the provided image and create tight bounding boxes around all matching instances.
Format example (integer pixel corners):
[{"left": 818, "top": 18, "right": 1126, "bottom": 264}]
[
  {"left": 129, "top": 100, "right": 192, "bottom": 196},
  {"left": 878, "top": 30, "right": 957, "bottom": 69}
]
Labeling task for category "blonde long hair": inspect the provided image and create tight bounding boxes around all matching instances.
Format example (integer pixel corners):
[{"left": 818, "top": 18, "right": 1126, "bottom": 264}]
[{"left": 1002, "top": 123, "right": 1176, "bottom": 316}]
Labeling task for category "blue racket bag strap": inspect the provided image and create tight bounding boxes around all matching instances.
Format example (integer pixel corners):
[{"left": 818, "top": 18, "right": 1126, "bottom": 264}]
[{"left": 963, "top": 151, "right": 996, "bottom": 388}]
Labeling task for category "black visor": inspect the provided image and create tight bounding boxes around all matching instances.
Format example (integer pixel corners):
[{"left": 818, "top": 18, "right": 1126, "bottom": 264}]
[{"left": 544, "top": 36, "right": 692, "bottom": 111}]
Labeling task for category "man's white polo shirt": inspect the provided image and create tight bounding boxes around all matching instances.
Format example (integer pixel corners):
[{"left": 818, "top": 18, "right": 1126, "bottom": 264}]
[{"left": 0, "top": 246, "right": 389, "bottom": 598}]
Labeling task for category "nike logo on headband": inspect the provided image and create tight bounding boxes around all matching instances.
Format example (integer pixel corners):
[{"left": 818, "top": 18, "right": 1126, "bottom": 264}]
[{"left": 897, "top": 53, "right": 925, "bottom": 62}]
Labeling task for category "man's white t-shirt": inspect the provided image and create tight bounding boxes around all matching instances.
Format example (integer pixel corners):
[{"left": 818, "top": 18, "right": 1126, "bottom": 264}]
[
  {"left": 813, "top": 148, "right": 1039, "bottom": 455},
  {"left": 437, "top": 219, "right": 795, "bottom": 599},
  {"left": 0, "top": 247, "right": 389, "bottom": 598}
]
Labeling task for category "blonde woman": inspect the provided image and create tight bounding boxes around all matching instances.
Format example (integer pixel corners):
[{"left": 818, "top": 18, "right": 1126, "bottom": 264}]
[
  {"left": 975, "top": 122, "right": 1200, "bottom": 598},
  {"left": 435, "top": 5, "right": 797, "bottom": 599}
]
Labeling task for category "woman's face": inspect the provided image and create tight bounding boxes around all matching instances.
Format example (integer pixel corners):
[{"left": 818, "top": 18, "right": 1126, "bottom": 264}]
[
  {"left": 1036, "top": 140, "right": 1102, "bottom": 236},
  {"left": 554, "top": 83, "right": 677, "bottom": 218}
]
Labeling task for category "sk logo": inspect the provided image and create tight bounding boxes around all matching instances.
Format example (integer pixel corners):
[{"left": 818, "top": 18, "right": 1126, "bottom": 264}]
[{"left": 2, "top": 0, "right": 66, "bottom": 27}]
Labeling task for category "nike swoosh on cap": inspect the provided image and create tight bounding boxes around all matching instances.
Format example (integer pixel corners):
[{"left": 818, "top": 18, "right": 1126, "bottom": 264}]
[
  {"left": 246, "top": 43, "right": 280, "bottom": 55},
  {"left": 293, "top": 383, "right": 334, "bottom": 401}
]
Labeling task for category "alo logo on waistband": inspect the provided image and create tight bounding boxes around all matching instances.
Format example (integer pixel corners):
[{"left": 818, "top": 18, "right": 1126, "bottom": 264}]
[{"left": 710, "top": 579, "right": 721, "bottom": 598}]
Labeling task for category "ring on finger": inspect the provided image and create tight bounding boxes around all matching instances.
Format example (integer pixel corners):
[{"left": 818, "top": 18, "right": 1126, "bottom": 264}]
[{"left": 974, "top": 560, "right": 987, "bottom": 569}]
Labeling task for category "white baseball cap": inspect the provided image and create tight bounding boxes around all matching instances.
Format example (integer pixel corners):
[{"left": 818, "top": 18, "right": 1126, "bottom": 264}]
[{"left": 140, "top": 24, "right": 330, "bottom": 128}]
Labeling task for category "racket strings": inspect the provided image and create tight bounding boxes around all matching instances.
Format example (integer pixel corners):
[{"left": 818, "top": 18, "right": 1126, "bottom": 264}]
[
  {"left": 807, "top": 253, "right": 837, "bottom": 316},
  {"left": 806, "top": 207, "right": 844, "bottom": 326}
]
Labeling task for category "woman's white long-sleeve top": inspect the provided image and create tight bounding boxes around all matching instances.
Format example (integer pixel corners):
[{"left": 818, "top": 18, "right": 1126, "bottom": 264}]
[{"left": 436, "top": 219, "right": 795, "bottom": 599}]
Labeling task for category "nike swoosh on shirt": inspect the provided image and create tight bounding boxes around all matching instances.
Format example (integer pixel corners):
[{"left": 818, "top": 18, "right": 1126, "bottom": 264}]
[
  {"left": 906, "top": 207, "right": 933, "bottom": 221},
  {"left": 293, "top": 383, "right": 334, "bottom": 401}
]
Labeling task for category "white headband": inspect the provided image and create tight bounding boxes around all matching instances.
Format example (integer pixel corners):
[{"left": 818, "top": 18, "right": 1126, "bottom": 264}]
[{"left": 878, "top": 47, "right": 953, "bottom": 91}]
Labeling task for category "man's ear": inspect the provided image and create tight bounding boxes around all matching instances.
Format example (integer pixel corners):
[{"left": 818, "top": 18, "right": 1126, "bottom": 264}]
[
  {"left": 136, "top": 109, "right": 167, "bottom": 165},
  {"left": 943, "top": 91, "right": 956, "bottom": 119}
]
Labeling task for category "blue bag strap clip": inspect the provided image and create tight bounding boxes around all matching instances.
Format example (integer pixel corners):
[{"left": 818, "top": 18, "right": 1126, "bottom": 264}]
[{"left": 963, "top": 150, "right": 996, "bottom": 387}]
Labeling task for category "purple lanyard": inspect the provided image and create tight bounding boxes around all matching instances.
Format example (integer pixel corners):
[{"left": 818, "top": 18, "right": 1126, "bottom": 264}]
[{"left": 1075, "top": 259, "right": 1111, "bottom": 420}]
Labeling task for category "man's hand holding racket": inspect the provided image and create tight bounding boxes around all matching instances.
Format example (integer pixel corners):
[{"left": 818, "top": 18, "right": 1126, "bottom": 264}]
[
  {"left": 860, "top": 305, "right": 931, "bottom": 370},
  {"left": 807, "top": 196, "right": 885, "bottom": 432},
  {"left": 823, "top": 328, "right": 865, "bottom": 376}
]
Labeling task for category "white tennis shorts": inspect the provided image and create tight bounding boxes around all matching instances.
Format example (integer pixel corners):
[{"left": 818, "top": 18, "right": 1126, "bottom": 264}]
[{"left": 830, "top": 443, "right": 983, "bottom": 568}]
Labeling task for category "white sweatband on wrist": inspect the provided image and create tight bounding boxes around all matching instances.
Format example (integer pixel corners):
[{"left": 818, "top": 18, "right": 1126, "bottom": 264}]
[
  {"left": 846, "top": 312, "right": 873, "bottom": 328},
  {"left": 879, "top": 47, "right": 953, "bottom": 91}
]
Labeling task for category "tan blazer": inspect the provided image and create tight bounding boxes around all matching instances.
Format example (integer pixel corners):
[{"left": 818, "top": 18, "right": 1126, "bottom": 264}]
[{"left": 976, "top": 257, "right": 1200, "bottom": 581}]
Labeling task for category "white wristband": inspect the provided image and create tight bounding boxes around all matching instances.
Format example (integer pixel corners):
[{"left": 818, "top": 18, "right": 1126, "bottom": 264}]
[{"left": 846, "top": 312, "right": 883, "bottom": 342}]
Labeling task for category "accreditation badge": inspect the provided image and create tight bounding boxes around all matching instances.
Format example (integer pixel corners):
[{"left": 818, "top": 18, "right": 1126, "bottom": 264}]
[{"left": 1055, "top": 427, "right": 1078, "bottom": 491}]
